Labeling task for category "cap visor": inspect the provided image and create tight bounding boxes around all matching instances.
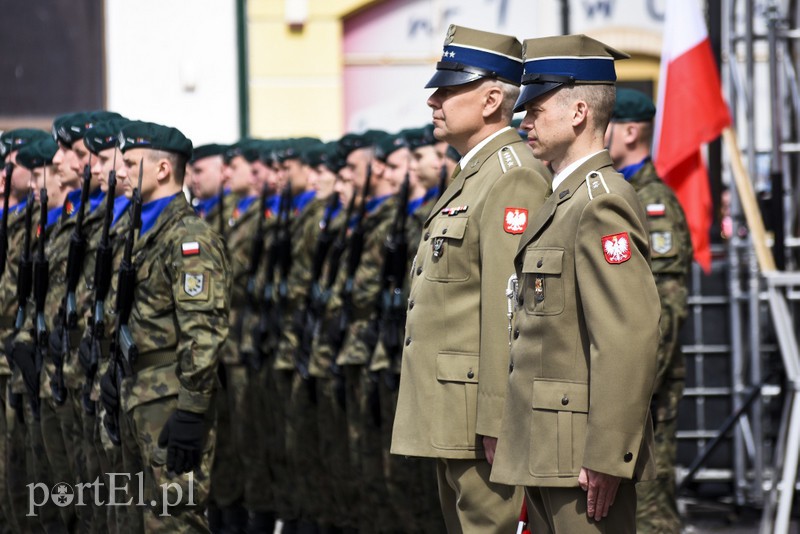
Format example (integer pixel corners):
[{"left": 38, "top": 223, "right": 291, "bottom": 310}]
[
  {"left": 425, "top": 70, "right": 484, "bottom": 89},
  {"left": 513, "top": 82, "right": 564, "bottom": 113}
]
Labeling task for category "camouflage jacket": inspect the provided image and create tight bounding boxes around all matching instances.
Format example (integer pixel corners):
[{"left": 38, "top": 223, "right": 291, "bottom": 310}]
[
  {"left": 629, "top": 159, "right": 693, "bottom": 385},
  {"left": 119, "top": 194, "right": 231, "bottom": 415},
  {"left": 334, "top": 196, "right": 398, "bottom": 367}
]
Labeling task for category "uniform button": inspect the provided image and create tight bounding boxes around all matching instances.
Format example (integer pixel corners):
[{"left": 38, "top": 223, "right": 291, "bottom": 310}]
[
  {"left": 537, "top": 259, "right": 543, "bottom": 268},
  {"left": 442, "top": 228, "right": 447, "bottom": 234},
  {"left": 509, "top": 361, "right": 514, "bottom": 373},
  {"left": 405, "top": 337, "right": 412, "bottom": 346},
  {"left": 408, "top": 300, "right": 414, "bottom": 310},
  {"left": 624, "top": 452, "right": 633, "bottom": 463},
  {"left": 424, "top": 232, "right": 430, "bottom": 241},
  {"left": 467, "top": 370, "right": 474, "bottom": 379},
  {"left": 513, "top": 329, "right": 519, "bottom": 340},
  {"left": 561, "top": 395, "right": 569, "bottom": 406},
  {"left": 416, "top": 267, "right": 423, "bottom": 276}
]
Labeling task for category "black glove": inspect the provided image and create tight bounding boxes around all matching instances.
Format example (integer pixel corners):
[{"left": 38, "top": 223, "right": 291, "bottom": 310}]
[
  {"left": 157, "top": 409, "right": 207, "bottom": 475},
  {"left": 78, "top": 335, "right": 101, "bottom": 376},
  {"left": 100, "top": 369, "right": 119, "bottom": 416},
  {"left": 9, "top": 342, "right": 38, "bottom": 400},
  {"left": 48, "top": 328, "right": 63, "bottom": 362},
  {"left": 8, "top": 392, "right": 24, "bottom": 424}
]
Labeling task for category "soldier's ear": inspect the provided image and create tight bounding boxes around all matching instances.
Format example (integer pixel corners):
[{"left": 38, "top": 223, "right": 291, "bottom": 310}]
[
  {"left": 155, "top": 157, "right": 172, "bottom": 184},
  {"left": 481, "top": 85, "right": 504, "bottom": 118}
]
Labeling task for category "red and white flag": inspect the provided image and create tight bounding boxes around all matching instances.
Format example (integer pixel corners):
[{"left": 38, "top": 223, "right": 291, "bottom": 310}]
[{"left": 654, "top": 0, "right": 731, "bottom": 272}]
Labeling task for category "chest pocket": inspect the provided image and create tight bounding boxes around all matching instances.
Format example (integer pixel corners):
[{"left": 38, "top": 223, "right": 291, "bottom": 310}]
[
  {"left": 521, "top": 247, "right": 564, "bottom": 316},
  {"left": 424, "top": 216, "right": 470, "bottom": 282},
  {"left": 132, "top": 255, "right": 173, "bottom": 321}
]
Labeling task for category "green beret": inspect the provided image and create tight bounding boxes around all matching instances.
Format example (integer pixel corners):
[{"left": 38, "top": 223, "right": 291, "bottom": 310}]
[
  {"left": 223, "top": 139, "right": 259, "bottom": 164},
  {"left": 118, "top": 120, "right": 193, "bottom": 159},
  {"left": 16, "top": 138, "right": 59, "bottom": 170},
  {"left": 84, "top": 118, "right": 130, "bottom": 154},
  {"left": 1, "top": 128, "right": 50, "bottom": 157},
  {"left": 374, "top": 133, "right": 408, "bottom": 162},
  {"left": 190, "top": 143, "right": 227, "bottom": 164},
  {"left": 612, "top": 88, "right": 656, "bottom": 122},
  {"left": 277, "top": 137, "right": 323, "bottom": 164},
  {"left": 52, "top": 112, "right": 92, "bottom": 146},
  {"left": 402, "top": 125, "right": 437, "bottom": 151}
]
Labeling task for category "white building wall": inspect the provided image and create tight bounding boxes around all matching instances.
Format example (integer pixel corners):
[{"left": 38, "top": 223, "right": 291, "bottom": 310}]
[{"left": 104, "top": 0, "right": 240, "bottom": 146}]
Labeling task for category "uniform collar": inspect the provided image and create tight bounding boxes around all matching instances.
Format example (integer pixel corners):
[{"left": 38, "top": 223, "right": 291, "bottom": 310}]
[
  {"left": 551, "top": 150, "right": 604, "bottom": 192},
  {"left": 619, "top": 156, "right": 650, "bottom": 182},
  {"left": 459, "top": 126, "right": 511, "bottom": 169},
  {"left": 140, "top": 193, "right": 181, "bottom": 237},
  {"left": 365, "top": 193, "right": 391, "bottom": 215},
  {"left": 89, "top": 187, "right": 105, "bottom": 213},
  {"left": 46, "top": 206, "right": 63, "bottom": 228},
  {"left": 11, "top": 197, "right": 27, "bottom": 215},
  {"left": 293, "top": 190, "right": 316, "bottom": 214},
  {"left": 194, "top": 196, "right": 219, "bottom": 218},
  {"left": 407, "top": 195, "right": 426, "bottom": 216},
  {"left": 64, "top": 188, "right": 82, "bottom": 218},
  {"left": 112, "top": 195, "right": 130, "bottom": 227}
]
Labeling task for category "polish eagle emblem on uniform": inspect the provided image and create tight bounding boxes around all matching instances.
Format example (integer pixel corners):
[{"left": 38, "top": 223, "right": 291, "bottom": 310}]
[
  {"left": 504, "top": 207, "right": 528, "bottom": 234},
  {"left": 601, "top": 232, "right": 631, "bottom": 264}
]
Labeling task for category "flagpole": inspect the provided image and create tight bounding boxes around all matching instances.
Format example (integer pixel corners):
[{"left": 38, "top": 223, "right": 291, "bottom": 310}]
[{"left": 722, "top": 127, "right": 777, "bottom": 273}]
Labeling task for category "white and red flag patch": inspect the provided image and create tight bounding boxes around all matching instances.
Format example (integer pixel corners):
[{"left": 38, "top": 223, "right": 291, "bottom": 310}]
[
  {"left": 646, "top": 203, "right": 666, "bottom": 217},
  {"left": 181, "top": 241, "right": 200, "bottom": 256},
  {"left": 601, "top": 232, "right": 631, "bottom": 264},
  {"left": 504, "top": 207, "right": 528, "bottom": 234}
]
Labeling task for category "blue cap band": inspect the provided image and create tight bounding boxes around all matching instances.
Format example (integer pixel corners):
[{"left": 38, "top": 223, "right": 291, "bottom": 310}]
[
  {"left": 440, "top": 45, "right": 523, "bottom": 84},
  {"left": 522, "top": 57, "right": 617, "bottom": 84}
]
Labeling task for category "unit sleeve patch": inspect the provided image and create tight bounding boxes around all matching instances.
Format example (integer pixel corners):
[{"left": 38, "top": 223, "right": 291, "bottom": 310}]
[{"left": 181, "top": 272, "right": 208, "bottom": 300}]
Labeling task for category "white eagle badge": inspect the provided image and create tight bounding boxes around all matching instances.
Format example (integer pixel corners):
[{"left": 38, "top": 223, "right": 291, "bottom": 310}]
[
  {"left": 504, "top": 207, "right": 528, "bottom": 234},
  {"left": 601, "top": 232, "right": 631, "bottom": 264}
]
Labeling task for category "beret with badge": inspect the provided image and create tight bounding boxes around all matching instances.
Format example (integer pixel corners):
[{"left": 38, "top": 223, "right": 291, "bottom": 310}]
[
  {"left": 15, "top": 137, "right": 59, "bottom": 170},
  {"left": 84, "top": 118, "right": 130, "bottom": 155},
  {"left": 0, "top": 128, "right": 51, "bottom": 158},
  {"left": 515, "top": 34, "right": 630, "bottom": 112},
  {"left": 118, "top": 120, "right": 193, "bottom": 159}
]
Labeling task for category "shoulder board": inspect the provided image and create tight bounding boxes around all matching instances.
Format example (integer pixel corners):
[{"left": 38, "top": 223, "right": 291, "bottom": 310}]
[
  {"left": 498, "top": 145, "right": 521, "bottom": 173},
  {"left": 585, "top": 171, "right": 610, "bottom": 201}
]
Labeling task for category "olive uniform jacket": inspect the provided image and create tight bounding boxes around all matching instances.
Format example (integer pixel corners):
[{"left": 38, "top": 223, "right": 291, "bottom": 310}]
[
  {"left": 391, "top": 127, "right": 550, "bottom": 460},
  {"left": 490, "top": 151, "right": 660, "bottom": 487}
]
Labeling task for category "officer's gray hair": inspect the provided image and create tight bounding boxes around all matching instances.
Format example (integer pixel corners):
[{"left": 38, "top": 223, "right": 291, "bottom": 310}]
[
  {"left": 482, "top": 79, "right": 520, "bottom": 122},
  {"left": 556, "top": 85, "right": 616, "bottom": 133}
]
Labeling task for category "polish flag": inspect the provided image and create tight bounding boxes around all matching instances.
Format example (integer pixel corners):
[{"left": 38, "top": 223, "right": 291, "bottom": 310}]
[{"left": 654, "top": 0, "right": 731, "bottom": 272}]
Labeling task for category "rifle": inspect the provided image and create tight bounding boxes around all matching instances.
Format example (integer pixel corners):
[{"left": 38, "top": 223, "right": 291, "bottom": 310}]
[
  {"left": 81, "top": 155, "right": 118, "bottom": 414},
  {"left": 376, "top": 170, "right": 411, "bottom": 391},
  {"left": 294, "top": 191, "right": 339, "bottom": 380},
  {"left": 104, "top": 160, "right": 143, "bottom": 446},
  {"left": 238, "top": 184, "right": 270, "bottom": 369},
  {"left": 27, "top": 182, "right": 50, "bottom": 416},
  {"left": 256, "top": 183, "right": 293, "bottom": 367},
  {"left": 331, "top": 163, "right": 372, "bottom": 358},
  {"left": 14, "top": 186, "right": 35, "bottom": 333},
  {"left": 52, "top": 161, "right": 92, "bottom": 404},
  {"left": 217, "top": 181, "right": 226, "bottom": 242},
  {"left": 0, "top": 162, "right": 13, "bottom": 280}
]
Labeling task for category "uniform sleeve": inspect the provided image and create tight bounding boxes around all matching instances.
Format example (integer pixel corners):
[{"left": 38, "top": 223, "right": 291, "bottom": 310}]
[
  {"left": 476, "top": 165, "right": 549, "bottom": 438},
  {"left": 170, "top": 232, "right": 231, "bottom": 414},
  {"left": 575, "top": 193, "right": 660, "bottom": 478}
]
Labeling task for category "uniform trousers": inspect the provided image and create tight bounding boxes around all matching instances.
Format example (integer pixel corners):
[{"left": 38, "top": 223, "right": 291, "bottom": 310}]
[{"left": 525, "top": 481, "right": 636, "bottom": 534}]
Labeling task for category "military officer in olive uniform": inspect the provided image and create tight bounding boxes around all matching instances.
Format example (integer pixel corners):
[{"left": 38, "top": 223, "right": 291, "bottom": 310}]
[
  {"left": 391, "top": 25, "right": 550, "bottom": 534},
  {"left": 490, "top": 35, "right": 661, "bottom": 534},
  {"left": 99, "top": 121, "right": 231, "bottom": 532},
  {"left": 605, "top": 88, "right": 693, "bottom": 534}
]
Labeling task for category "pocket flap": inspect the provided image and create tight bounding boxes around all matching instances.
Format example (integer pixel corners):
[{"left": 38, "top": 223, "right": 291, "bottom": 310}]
[
  {"left": 532, "top": 379, "right": 588, "bottom": 412},
  {"left": 522, "top": 248, "right": 564, "bottom": 275},
  {"left": 436, "top": 352, "right": 479, "bottom": 383},
  {"left": 431, "top": 217, "right": 467, "bottom": 240}
]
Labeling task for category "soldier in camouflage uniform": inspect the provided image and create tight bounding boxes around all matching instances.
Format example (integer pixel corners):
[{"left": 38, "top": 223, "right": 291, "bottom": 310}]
[
  {"left": 370, "top": 127, "right": 445, "bottom": 533},
  {"left": 98, "top": 121, "right": 231, "bottom": 532},
  {"left": 207, "top": 139, "right": 264, "bottom": 533},
  {"left": 605, "top": 88, "right": 693, "bottom": 534},
  {"left": 0, "top": 128, "right": 53, "bottom": 532},
  {"left": 189, "top": 143, "right": 233, "bottom": 236}
]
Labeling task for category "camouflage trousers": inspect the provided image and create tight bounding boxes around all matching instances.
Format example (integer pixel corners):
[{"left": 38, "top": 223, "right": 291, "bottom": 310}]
[
  {"left": 636, "top": 378, "right": 684, "bottom": 534},
  {"left": 210, "top": 364, "right": 247, "bottom": 509},
  {"left": 378, "top": 372, "right": 446, "bottom": 534},
  {"left": 316, "top": 375, "right": 359, "bottom": 529},
  {"left": 39, "top": 391, "right": 81, "bottom": 529},
  {"left": 287, "top": 372, "right": 327, "bottom": 524},
  {"left": 265, "top": 367, "right": 298, "bottom": 522},
  {"left": 241, "top": 364, "right": 275, "bottom": 515},
  {"left": 120, "top": 393, "right": 216, "bottom": 533}
]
